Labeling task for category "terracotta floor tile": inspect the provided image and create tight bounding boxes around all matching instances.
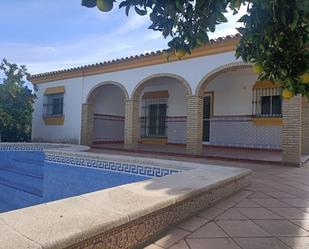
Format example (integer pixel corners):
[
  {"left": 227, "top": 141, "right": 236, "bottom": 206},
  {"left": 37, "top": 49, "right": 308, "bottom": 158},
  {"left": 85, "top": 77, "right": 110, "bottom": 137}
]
[
  {"left": 269, "top": 208, "right": 309, "bottom": 219},
  {"left": 187, "top": 222, "right": 228, "bottom": 238},
  {"left": 251, "top": 198, "right": 292, "bottom": 208},
  {"left": 234, "top": 238, "right": 290, "bottom": 249},
  {"left": 198, "top": 207, "right": 224, "bottom": 220},
  {"left": 236, "top": 207, "right": 282, "bottom": 219},
  {"left": 154, "top": 228, "right": 190, "bottom": 248},
  {"left": 186, "top": 238, "right": 241, "bottom": 249},
  {"left": 215, "top": 200, "right": 235, "bottom": 210},
  {"left": 247, "top": 192, "right": 272, "bottom": 199},
  {"left": 279, "top": 237, "right": 309, "bottom": 249},
  {"left": 289, "top": 219, "right": 309, "bottom": 231},
  {"left": 228, "top": 191, "right": 253, "bottom": 203},
  {"left": 254, "top": 220, "right": 309, "bottom": 236},
  {"left": 215, "top": 208, "right": 247, "bottom": 220},
  {"left": 235, "top": 199, "right": 261, "bottom": 208},
  {"left": 262, "top": 191, "right": 299, "bottom": 199},
  {"left": 143, "top": 244, "right": 164, "bottom": 249},
  {"left": 299, "top": 207, "right": 309, "bottom": 213},
  {"left": 279, "top": 198, "right": 309, "bottom": 208},
  {"left": 216, "top": 220, "right": 271, "bottom": 237},
  {"left": 177, "top": 216, "right": 209, "bottom": 232},
  {"left": 169, "top": 239, "right": 190, "bottom": 249}
]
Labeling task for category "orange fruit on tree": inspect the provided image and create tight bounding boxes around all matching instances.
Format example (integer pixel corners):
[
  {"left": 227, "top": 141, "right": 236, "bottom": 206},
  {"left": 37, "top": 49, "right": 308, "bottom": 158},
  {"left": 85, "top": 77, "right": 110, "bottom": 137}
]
[
  {"left": 96, "top": 0, "right": 113, "bottom": 12},
  {"left": 253, "top": 63, "right": 263, "bottom": 74},
  {"left": 299, "top": 72, "right": 309, "bottom": 84},
  {"left": 282, "top": 89, "right": 294, "bottom": 99},
  {"left": 174, "top": 49, "right": 186, "bottom": 59}
]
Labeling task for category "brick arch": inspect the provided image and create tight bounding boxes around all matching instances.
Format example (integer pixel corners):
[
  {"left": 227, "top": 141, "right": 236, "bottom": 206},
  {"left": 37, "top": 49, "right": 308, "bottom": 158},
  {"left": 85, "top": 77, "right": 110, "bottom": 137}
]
[
  {"left": 81, "top": 81, "right": 128, "bottom": 146},
  {"left": 86, "top": 81, "right": 129, "bottom": 104},
  {"left": 131, "top": 73, "right": 192, "bottom": 100},
  {"left": 195, "top": 62, "right": 252, "bottom": 96}
]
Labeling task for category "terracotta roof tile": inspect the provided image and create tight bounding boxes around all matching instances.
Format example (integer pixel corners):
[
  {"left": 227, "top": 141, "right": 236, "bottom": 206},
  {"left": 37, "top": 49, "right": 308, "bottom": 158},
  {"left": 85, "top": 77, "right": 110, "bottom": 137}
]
[{"left": 28, "top": 34, "right": 240, "bottom": 82}]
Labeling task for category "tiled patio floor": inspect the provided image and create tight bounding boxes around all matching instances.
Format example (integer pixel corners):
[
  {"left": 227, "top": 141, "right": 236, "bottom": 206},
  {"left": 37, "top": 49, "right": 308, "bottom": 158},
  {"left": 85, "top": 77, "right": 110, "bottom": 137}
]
[
  {"left": 91, "top": 143, "right": 284, "bottom": 164},
  {"left": 142, "top": 159, "right": 309, "bottom": 249}
]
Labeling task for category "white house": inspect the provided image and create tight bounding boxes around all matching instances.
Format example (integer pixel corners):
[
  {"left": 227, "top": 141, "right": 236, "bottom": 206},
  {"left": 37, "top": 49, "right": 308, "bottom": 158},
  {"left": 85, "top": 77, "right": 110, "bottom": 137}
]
[{"left": 29, "top": 35, "right": 309, "bottom": 166}]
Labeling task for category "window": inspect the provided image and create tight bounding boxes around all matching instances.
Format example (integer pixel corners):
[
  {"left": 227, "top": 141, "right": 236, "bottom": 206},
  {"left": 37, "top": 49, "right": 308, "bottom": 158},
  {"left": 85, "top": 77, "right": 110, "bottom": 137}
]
[
  {"left": 252, "top": 87, "right": 282, "bottom": 117},
  {"left": 261, "top": 95, "right": 281, "bottom": 116},
  {"left": 43, "top": 93, "right": 64, "bottom": 117},
  {"left": 141, "top": 92, "right": 168, "bottom": 138},
  {"left": 148, "top": 103, "right": 167, "bottom": 136}
]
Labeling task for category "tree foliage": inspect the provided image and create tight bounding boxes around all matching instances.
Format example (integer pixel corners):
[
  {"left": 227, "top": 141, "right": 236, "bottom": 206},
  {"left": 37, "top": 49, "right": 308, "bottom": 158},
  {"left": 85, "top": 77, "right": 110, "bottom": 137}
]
[
  {"left": 0, "top": 59, "right": 34, "bottom": 142},
  {"left": 82, "top": 0, "right": 309, "bottom": 98}
]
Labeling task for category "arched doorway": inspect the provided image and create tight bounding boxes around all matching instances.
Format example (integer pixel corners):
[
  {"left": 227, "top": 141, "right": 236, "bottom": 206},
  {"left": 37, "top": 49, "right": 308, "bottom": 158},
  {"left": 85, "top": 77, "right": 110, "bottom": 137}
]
[
  {"left": 130, "top": 74, "right": 192, "bottom": 146},
  {"left": 196, "top": 63, "right": 282, "bottom": 149},
  {"left": 81, "top": 82, "right": 128, "bottom": 145}
]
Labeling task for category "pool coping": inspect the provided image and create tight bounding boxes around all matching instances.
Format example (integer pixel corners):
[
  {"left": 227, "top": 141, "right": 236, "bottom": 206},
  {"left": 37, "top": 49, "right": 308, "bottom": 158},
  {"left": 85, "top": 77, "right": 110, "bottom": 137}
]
[{"left": 0, "top": 143, "right": 251, "bottom": 249}]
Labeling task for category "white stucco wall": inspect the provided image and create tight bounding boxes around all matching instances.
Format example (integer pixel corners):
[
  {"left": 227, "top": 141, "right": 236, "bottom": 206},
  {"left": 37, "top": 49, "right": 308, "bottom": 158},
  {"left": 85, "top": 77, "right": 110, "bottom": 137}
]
[
  {"left": 204, "top": 68, "right": 282, "bottom": 149},
  {"left": 92, "top": 84, "right": 126, "bottom": 142},
  {"left": 32, "top": 51, "right": 240, "bottom": 144},
  {"left": 32, "top": 78, "right": 83, "bottom": 144},
  {"left": 81, "top": 51, "right": 237, "bottom": 101},
  {"left": 140, "top": 78, "right": 188, "bottom": 116},
  {"left": 93, "top": 84, "right": 125, "bottom": 116},
  {"left": 207, "top": 68, "right": 258, "bottom": 115}
]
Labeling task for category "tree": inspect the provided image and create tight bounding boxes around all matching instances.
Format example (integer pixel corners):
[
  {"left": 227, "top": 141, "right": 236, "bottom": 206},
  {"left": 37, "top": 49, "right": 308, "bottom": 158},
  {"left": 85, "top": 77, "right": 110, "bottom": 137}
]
[
  {"left": 0, "top": 59, "right": 34, "bottom": 142},
  {"left": 82, "top": 0, "right": 309, "bottom": 98}
]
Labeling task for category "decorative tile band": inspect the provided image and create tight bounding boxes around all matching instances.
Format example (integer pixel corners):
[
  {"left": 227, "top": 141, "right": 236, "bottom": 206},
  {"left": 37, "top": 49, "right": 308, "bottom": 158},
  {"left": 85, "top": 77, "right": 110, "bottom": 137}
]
[
  {"left": 0, "top": 144, "right": 62, "bottom": 151},
  {"left": 44, "top": 154, "right": 181, "bottom": 178},
  {"left": 67, "top": 174, "right": 250, "bottom": 249},
  {"left": 209, "top": 142, "right": 281, "bottom": 150},
  {"left": 211, "top": 115, "right": 252, "bottom": 122},
  {"left": 94, "top": 114, "right": 125, "bottom": 122}
]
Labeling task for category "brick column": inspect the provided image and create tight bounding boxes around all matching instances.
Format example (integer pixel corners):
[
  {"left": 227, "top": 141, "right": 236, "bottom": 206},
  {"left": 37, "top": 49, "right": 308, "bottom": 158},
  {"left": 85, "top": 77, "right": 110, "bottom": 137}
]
[
  {"left": 282, "top": 96, "right": 302, "bottom": 166},
  {"left": 302, "top": 97, "right": 309, "bottom": 154},
  {"left": 124, "top": 99, "right": 139, "bottom": 149},
  {"left": 80, "top": 103, "right": 94, "bottom": 146},
  {"left": 186, "top": 95, "right": 203, "bottom": 155}
]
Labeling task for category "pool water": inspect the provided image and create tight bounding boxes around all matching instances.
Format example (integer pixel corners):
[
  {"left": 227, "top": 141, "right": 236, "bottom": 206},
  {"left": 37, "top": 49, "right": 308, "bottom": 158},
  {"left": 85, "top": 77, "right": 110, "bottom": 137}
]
[{"left": 0, "top": 151, "right": 149, "bottom": 213}]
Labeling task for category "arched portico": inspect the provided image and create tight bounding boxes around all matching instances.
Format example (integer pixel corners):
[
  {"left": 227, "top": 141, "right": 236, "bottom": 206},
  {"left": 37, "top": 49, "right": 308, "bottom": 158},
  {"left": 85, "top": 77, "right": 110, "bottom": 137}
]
[
  {"left": 195, "top": 62, "right": 252, "bottom": 97},
  {"left": 124, "top": 74, "right": 192, "bottom": 149},
  {"left": 187, "top": 62, "right": 256, "bottom": 154},
  {"left": 80, "top": 81, "right": 128, "bottom": 145}
]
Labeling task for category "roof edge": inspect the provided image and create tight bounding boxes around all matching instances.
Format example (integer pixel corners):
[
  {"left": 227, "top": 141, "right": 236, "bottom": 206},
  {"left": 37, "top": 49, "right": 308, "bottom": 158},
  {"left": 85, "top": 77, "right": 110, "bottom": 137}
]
[{"left": 29, "top": 34, "right": 240, "bottom": 84}]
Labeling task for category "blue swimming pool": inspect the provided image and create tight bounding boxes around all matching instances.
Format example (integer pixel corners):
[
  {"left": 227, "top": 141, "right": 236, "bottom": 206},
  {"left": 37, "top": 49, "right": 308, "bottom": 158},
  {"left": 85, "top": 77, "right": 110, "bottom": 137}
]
[{"left": 0, "top": 149, "right": 156, "bottom": 213}]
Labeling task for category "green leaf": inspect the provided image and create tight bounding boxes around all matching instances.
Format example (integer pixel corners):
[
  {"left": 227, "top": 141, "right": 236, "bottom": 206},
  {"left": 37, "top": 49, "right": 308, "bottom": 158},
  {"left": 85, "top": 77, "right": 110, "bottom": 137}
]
[
  {"left": 296, "top": 0, "right": 309, "bottom": 12},
  {"left": 81, "top": 0, "right": 96, "bottom": 8},
  {"left": 216, "top": 12, "right": 228, "bottom": 23},
  {"left": 119, "top": 1, "right": 128, "bottom": 9},
  {"left": 135, "top": 6, "right": 147, "bottom": 16},
  {"left": 125, "top": 5, "right": 130, "bottom": 16}
]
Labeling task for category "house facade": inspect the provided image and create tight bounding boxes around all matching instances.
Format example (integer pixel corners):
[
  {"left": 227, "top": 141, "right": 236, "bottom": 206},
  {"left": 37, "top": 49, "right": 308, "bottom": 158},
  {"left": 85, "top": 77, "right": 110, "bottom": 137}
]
[{"left": 29, "top": 35, "right": 309, "bottom": 165}]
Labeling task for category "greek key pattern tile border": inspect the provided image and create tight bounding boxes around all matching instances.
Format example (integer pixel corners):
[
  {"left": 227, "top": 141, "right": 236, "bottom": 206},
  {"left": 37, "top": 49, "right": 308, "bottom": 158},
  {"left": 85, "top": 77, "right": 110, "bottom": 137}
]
[
  {"left": 67, "top": 174, "right": 251, "bottom": 249},
  {"left": 45, "top": 154, "right": 181, "bottom": 178},
  {"left": 0, "top": 144, "right": 61, "bottom": 151}
]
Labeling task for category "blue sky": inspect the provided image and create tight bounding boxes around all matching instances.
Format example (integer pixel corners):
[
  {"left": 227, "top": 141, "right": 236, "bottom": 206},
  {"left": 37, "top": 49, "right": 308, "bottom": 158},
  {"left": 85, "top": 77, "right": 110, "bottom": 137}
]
[{"left": 0, "top": 0, "right": 246, "bottom": 74}]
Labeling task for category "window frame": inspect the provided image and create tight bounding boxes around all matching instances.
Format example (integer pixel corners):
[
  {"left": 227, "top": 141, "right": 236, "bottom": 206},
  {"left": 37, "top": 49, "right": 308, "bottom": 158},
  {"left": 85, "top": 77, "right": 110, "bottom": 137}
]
[
  {"left": 252, "top": 87, "right": 282, "bottom": 118},
  {"left": 43, "top": 93, "right": 64, "bottom": 118}
]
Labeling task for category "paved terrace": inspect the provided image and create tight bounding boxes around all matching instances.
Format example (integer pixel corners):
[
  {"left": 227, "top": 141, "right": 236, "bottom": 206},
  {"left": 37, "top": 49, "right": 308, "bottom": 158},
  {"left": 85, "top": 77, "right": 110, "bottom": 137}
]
[
  {"left": 91, "top": 143, "right": 284, "bottom": 164},
  {"left": 138, "top": 157, "right": 309, "bottom": 249},
  {"left": 90, "top": 147, "right": 309, "bottom": 249}
]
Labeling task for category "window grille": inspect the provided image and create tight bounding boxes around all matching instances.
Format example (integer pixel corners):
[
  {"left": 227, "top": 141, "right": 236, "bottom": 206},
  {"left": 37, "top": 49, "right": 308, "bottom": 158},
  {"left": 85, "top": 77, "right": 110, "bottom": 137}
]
[
  {"left": 43, "top": 93, "right": 64, "bottom": 117},
  {"left": 141, "top": 96, "right": 168, "bottom": 138},
  {"left": 252, "top": 87, "right": 282, "bottom": 117}
]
